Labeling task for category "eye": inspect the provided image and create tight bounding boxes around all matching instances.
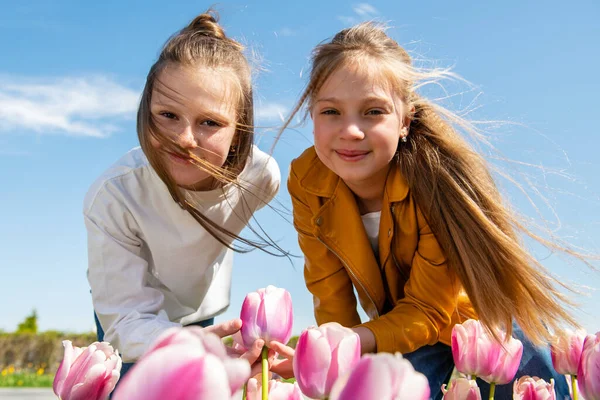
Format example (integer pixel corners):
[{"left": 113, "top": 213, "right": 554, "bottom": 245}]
[
  {"left": 200, "top": 119, "right": 221, "bottom": 127},
  {"left": 159, "top": 111, "right": 177, "bottom": 120},
  {"left": 366, "top": 109, "right": 385, "bottom": 115},
  {"left": 321, "top": 109, "right": 339, "bottom": 115}
]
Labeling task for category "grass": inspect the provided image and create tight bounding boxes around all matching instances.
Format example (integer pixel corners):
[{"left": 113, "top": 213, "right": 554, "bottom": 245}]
[{"left": 0, "top": 366, "right": 53, "bottom": 388}]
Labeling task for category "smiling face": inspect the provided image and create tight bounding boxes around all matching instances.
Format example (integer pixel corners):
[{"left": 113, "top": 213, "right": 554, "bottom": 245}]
[
  {"left": 311, "top": 61, "right": 407, "bottom": 195},
  {"left": 149, "top": 64, "right": 239, "bottom": 190}
]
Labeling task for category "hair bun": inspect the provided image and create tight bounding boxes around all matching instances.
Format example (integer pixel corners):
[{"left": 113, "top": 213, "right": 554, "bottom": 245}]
[{"left": 185, "top": 10, "right": 226, "bottom": 39}]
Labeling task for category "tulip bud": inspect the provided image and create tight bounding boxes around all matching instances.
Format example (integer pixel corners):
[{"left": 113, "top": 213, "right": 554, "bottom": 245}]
[
  {"left": 53, "top": 340, "right": 122, "bottom": 400},
  {"left": 550, "top": 329, "right": 587, "bottom": 376},
  {"left": 451, "top": 319, "right": 502, "bottom": 378},
  {"left": 513, "top": 376, "right": 556, "bottom": 400},
  {"left": 441, "top": 378, "right": 482, "bottom": 400},
  {"left": 293, "top": 322, "right": 361, "bottom": 399},
  {"left": 112, "top": 327, "right": 250, "bottom": 400},
  {"left": 481, "top": 332, "right": 523, "bottom": 385},
  {"left": 240, "top": 286, "right": 293, "bottom": 349}
]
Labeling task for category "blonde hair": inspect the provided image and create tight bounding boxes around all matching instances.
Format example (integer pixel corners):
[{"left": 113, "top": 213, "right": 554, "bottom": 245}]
[
  {"left": 281, "top": 22, "right": 595, "bottom": 345},
  {"left": 137, "top": 10, "right": 278, "bottom": 253}
]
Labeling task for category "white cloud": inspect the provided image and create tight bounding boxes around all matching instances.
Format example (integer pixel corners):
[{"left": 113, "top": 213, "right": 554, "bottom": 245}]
[
  {"left": 338, "top": 3, "right": 379, "bottom": 26},
  {"left": 0, "top": 75, "right": 140, "bottom": 138},
  {"left": 276, "top": 27, "right": 295, "bottom": 37},
  {"left": 255, "top": 102, "right": 287, "bottom": 122},
  {"left": 353, "top": 3, "right": 378, "bottom": 17}
]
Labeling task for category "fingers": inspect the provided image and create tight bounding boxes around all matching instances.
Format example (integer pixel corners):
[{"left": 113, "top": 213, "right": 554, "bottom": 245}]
[
  {"left": 202, "top": 318, "right": 242, "bottom": 338},
  {"left": 247, "top": 378, "right": 259, "bottom": 397},
  {"left": 270, "top": 359, "right": 295, "bottom": 379},
  {"left": 268, "top": 341, "right": 295, "bottom": 358},
  {"left": 240, "top": 338, "right": 265, "bottom": 365}
]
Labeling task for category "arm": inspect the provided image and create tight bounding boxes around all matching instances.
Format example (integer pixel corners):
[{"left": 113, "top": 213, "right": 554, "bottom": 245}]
[
  {"left": 357, "top": 206, "right": 461, "bottom": 354},
  {"left": 288, "top": 166, "right": 361, "bottom": 327},
  {"left": 85, "top": 191, "right": 180, "bottom": 362}
]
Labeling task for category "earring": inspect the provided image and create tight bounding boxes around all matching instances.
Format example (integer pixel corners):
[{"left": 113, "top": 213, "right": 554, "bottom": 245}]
[
  {"left": 230, "top": 145, "right": 237, "bottom": 153},
  {"left": 400, "top": 127, "right": 408, "bottom": 143}
]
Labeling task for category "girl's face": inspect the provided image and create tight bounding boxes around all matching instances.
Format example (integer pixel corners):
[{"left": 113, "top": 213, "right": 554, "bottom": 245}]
[
  {"left": 312, "top": 63, "right": 406, "bottom": 194},
  {"left": 150, "top": 64, "right": 238, "bottom": 190}
]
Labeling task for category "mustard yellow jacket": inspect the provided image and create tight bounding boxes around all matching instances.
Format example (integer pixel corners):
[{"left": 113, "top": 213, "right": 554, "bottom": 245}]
[{"left": 288, "top": 147, "right": 477, "bottom": 353}]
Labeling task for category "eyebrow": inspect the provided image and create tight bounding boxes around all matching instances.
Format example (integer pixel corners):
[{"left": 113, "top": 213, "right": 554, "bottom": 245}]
[
  {"left": 151, "top": 99, "right": 234, "bottom": 123},
  {"left": 315, "top": 96, "right": 394, "bottom": 106}
]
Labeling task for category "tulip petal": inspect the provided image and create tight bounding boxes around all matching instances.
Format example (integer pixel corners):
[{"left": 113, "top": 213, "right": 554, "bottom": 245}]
[
  {"left": 53, "top": 340, "right": 77, "bottom": 396},
  {"left": 293, "top": 329, "right": 331, "bottom": 398},
  {"left": 326, "top": 332, "right": 360, "bottom": 394},
  {"left": 240, "top": 292, "right": 262, "bottom": 348},
  {"left": 60, "top": 344, "right": 102, "bottom": 399},
  {"left": 68, "top": 363, "right": 108, "bottom": 400},
  {"left": 112, "top": 346, "right": 230, "bottom": 400},
  {"left": 262, "top": 288, "right": 293, "bottom": 344},
  {"left": 221, "top": 358, "right": 251, "bottom": 395},
  {"left": 98, "top": 369, "right": 120, "bottom": 400},
  {"left": 329, "top": 357, "right": 392, "bottom": 399}
]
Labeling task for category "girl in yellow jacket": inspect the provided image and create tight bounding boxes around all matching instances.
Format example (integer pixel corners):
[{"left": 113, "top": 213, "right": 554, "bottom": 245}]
[{"left": 276, "top": 22, "right": 577, "bottom": 399}]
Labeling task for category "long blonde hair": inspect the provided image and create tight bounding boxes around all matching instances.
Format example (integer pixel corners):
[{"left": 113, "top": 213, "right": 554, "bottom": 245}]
[
  {"left": 280, "top": 22, "right": 595, "bottom": 344},
  {"left": 138, "top": 10, "right": 282, "bottom": 254}
]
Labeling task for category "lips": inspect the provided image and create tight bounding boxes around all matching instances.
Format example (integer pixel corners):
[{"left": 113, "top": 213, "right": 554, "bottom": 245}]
[
  {"left": 166, "top": 151, "right": 193, "bottom": 165},
  {"left": 335, "top": 149, "right": 370, "bottom": 162}
]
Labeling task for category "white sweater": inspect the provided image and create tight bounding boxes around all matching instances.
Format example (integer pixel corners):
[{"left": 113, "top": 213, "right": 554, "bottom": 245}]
[{"left": 84, "top": 145, "right": 280, "bottom": 362}]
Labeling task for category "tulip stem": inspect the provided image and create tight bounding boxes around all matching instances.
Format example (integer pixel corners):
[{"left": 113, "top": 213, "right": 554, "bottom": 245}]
[
  {"left": 572, "top": 375, "right": 578, "bottom": 400},
  {"left": 262, "top": 346, "right": 269, "bottom": 400},
  {"left": 242, "top": 382, "right": 247, "bottom": 400},
  {"left": 489, "top": 382, "right": 495, "bottom": 400}
]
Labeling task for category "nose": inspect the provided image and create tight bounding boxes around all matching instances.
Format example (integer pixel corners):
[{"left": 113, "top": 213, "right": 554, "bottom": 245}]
[
  {"left": 176, "top": 124, "right": 197, "bottom": 148},
  {"left": 339, "top": 117, "right": 365, "bottom": 140}
]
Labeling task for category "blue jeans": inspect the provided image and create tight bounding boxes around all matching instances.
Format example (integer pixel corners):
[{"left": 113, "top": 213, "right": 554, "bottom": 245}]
[
  {"left": 402, "top": 324, "right": 570, "bottom": 400},
  {"left": 94, "top": 313, "right": 214, "bottom": 397}
]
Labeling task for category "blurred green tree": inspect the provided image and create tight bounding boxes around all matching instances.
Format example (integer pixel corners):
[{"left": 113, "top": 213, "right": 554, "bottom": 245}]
[{"left": 16, "top": 309, "right": 38, "bottom": 334}]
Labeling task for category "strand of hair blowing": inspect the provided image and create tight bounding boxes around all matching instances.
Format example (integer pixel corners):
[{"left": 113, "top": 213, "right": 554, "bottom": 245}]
[{"left": 399, "top": 99, "right": 577, "bottom": 345}]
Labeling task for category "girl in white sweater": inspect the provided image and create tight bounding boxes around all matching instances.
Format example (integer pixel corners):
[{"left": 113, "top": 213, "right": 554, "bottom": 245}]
[{"left": 84, "top": 10, "right": 281, "bottom": 380}]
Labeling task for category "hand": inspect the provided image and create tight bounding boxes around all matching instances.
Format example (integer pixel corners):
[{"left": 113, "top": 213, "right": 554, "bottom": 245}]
[
  {"left": 352, "top": 326, "right": 377, "bottom": 354},
  {"left": 268, "top": 340, "right": 295, "bottom": 379},
  {"left": 202, "top": 318, "right": 243, "bottom": 338}
]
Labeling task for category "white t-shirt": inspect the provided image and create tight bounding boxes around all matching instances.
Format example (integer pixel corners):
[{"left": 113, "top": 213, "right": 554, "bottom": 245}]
[
  {"left": 84, "top": 145, "right": 280, "bottom": 361},
  {"left": 361, "top": 211, "right": 381, "bottom": 257}
]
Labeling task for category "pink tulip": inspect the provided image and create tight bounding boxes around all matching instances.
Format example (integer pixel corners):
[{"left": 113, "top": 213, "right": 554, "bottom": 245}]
[
  {"left": 112, "top": 345, "right": 231, "bottom": 400},
  {"left": 550, "top": 329, "right": 587, "bottom": 376},
  {"left": 480, "top": 332, "right": 523, "bottom": 384},
  {"left": 442, "top": 378, "right": 482, "bottom": 400},
  {"left": 53, "top": 340, "right": 121, "bottom": 400},
  {"left": 329, "top": 352, "right": 430, "bottom": 400},
  {"left": 112, "top": 328, "right": 250, "bottom": 400},
  {"left": 452, "top": 319, "right": 503, "bottom": 378},
  {"left": 240, "top": 285, "right": 293, "bottom": 349},
  {"left": 513, "top": 376, "right": 556, "bottom": 400},
  {"left": 144, "top": 327, "right": 250, "bottom": 395},
  {"left": 247, "top": 378, "right": 303, "bottom": 400},
  {"left": 578, "top": 332, "right": 600, "bottom": 400},
  {"left": 293, "top": 322, "right": 361, "bottom": 399}
]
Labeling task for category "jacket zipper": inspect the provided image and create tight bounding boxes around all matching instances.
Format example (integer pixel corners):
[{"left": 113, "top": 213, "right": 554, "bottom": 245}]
[{"left": 315, "top": 236, "right": 380, "bottom": 319}]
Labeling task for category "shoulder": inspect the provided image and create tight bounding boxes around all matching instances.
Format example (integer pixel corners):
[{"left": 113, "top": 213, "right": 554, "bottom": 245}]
[
  {"left": 83, "top": 147, "right": 153, "bottom": 215},
  {"left": 289, "top": 146, "right": 320, "bottom": 181},
  {"left": 242, "top": 145, "right": 281, "bottom": 188}
]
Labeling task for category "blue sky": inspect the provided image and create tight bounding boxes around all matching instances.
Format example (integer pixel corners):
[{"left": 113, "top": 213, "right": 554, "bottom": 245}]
[{"left": 1, "top": 1, "right": 598, "bottom": 337}]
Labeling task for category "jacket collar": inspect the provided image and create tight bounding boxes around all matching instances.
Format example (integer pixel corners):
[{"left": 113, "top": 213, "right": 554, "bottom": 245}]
[{"left": 300, "top": 155, "right": 410, "bottom": 202}]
